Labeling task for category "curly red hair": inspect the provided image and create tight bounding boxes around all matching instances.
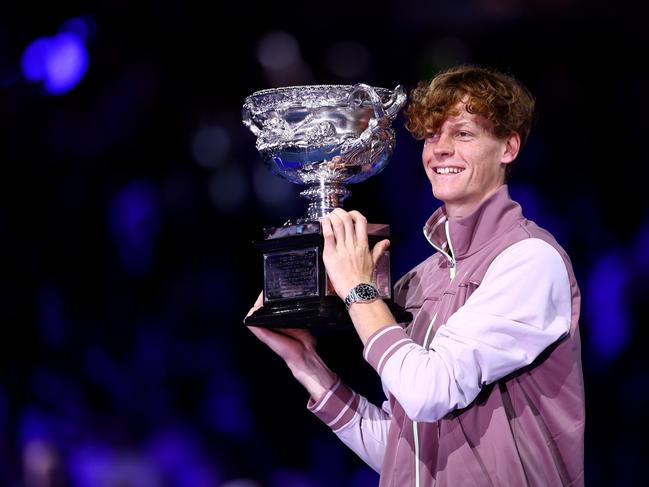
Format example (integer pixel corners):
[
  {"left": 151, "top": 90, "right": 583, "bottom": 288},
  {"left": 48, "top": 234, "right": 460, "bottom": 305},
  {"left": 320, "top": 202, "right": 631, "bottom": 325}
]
[{"left": 404, "top": 65, "right": 535, "bottom": 147}]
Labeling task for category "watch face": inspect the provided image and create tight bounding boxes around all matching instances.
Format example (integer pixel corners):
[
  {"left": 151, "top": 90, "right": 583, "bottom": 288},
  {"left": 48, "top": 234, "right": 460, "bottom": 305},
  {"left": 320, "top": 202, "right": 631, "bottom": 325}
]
[
  {"left": 345, "top": 283, "right": 379, "bottom": 310},
  {"left": 356, "top": 283, "right": 378, "bottom": 300}
]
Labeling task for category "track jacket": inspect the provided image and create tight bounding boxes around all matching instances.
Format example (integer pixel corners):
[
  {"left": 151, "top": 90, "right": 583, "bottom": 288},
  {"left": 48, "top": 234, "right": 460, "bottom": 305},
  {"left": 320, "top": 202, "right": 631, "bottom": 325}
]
[{"left": 308, "top": 185, "right": 585, "bottom": 486}]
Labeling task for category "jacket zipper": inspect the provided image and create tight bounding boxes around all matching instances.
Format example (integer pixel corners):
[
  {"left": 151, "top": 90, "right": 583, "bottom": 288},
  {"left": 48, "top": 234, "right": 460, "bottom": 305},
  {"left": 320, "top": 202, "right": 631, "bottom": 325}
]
[
  {"left": 444, "top": 220, "right": 457, "bottom": 280},
  {"left": 417, "top": 218, "right": 457, "bottom": 485},
  {"left": 423, "top": 218, "right": 457, "bottom": 280}
]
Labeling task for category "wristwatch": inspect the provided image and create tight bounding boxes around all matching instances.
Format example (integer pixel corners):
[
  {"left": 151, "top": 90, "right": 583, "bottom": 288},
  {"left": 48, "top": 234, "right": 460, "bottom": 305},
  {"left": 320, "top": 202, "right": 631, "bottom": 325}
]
[{"left": 344, "top": 283, "right": 379, "bottom": 310}]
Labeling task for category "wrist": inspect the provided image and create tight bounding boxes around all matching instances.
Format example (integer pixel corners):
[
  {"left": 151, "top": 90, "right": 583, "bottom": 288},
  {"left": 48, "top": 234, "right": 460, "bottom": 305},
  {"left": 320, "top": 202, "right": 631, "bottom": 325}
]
[
  {"left": 344, "top": 282, "right": 379, "bottom": 310},
  {"left": 337, "top": 273, "right": 374, "bottom": 298},
  {"left": 287, "top": 350, "right": 337, "bottom": 400}
]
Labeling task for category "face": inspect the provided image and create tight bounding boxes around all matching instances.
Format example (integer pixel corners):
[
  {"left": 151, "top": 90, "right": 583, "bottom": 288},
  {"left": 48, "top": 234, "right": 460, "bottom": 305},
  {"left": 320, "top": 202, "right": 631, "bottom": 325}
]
[{"left": 422, "top": 103, "right": 520, "bottom": 217}]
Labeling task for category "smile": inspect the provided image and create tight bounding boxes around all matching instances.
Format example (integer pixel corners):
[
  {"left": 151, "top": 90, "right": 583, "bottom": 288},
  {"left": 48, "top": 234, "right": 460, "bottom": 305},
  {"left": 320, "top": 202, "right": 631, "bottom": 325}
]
[{"left": 434, "top": 167, "right": 465, "bottom": 174}]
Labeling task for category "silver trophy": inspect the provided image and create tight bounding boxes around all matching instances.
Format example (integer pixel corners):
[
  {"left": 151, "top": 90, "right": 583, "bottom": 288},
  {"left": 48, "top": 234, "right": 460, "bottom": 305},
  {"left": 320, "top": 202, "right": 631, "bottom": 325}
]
[{"left": 243, "top": 83, "right": 412, "bottom": 328}]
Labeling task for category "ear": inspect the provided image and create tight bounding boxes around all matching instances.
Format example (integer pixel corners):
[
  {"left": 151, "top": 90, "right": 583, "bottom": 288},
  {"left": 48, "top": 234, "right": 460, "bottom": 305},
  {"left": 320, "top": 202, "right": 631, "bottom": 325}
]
[{"left": 500, "top": 132, "right": 521, "bottom": 164}]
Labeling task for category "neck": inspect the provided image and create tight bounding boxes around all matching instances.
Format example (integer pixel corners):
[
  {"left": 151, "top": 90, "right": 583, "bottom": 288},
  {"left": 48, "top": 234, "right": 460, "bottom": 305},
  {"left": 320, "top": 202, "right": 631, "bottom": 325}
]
[{"left": 444, "top": 184, "right": 505, "bottom": 218}]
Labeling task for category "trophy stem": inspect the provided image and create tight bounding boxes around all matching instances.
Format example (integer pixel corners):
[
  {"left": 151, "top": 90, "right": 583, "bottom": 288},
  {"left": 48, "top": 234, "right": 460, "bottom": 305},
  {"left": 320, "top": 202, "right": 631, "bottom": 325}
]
[{"left": 300, "top": 181, "right": 351, "bottom": 221}]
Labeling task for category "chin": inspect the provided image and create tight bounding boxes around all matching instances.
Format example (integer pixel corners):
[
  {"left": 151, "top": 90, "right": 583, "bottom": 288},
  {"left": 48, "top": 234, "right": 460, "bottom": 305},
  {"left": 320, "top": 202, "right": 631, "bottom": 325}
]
[{"left": 431, "top": 187, "right": 453, "bottom": 202}]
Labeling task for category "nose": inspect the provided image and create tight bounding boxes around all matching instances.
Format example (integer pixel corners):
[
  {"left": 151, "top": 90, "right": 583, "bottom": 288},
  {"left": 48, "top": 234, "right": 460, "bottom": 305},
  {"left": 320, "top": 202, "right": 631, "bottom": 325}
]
[{"left": 433, "top": 132, "right": 454, "bottom": 158}]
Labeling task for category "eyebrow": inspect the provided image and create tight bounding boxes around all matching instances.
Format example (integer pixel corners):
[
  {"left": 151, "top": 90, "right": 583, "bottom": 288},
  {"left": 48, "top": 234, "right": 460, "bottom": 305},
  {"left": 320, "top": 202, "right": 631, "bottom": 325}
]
[
  {"left": 426, "top": 121, "right": 476, "bottom": 134},
  {"left": 446, "top": 121, "right": 475, "bottom": 129}
]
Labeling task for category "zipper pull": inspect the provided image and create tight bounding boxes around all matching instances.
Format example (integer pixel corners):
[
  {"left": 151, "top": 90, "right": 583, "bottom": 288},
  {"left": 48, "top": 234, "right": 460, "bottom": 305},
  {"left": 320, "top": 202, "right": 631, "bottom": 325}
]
[{"left": 443, "top": 219, "right": 457, "bottom": 280}]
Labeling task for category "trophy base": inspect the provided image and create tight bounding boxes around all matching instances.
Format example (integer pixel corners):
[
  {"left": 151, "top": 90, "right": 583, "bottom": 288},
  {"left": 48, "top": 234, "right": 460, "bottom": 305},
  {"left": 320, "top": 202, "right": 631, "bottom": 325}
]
[
  {"left": 247, "top": 220, "right": 412, "bottom": 331},
  {"left": 244, "top": 295, "right": 412, "bottom": 331}
]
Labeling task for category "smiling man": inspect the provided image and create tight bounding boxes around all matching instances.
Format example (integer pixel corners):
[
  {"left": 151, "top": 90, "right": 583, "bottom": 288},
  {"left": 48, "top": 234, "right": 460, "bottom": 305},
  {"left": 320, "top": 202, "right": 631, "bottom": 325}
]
[{"left": 247, "top": 66, "right": 585, "bottom": 486}]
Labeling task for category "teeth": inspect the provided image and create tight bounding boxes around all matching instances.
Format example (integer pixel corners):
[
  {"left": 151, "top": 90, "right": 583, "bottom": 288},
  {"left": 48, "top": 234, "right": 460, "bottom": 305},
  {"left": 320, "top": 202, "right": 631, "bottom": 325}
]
[{"left": 435, "top": 167, "right": 463, "bottom": 174}]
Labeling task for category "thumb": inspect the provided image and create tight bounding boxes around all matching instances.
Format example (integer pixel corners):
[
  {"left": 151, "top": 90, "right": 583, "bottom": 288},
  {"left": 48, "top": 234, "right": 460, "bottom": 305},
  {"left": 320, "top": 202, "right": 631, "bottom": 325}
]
[
  {"left": 372, "top": 239, "right": 390, "bottom": 266},
  {"left": 245, "top": 291, "right": 264, "bottom": 320}
]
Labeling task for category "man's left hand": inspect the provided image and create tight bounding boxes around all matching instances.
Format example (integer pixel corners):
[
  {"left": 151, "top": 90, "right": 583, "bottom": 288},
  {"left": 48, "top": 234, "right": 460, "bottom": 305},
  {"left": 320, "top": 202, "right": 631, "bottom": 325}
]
[{"left": 320, "top": 208, "right": 390, "bottom": 299}]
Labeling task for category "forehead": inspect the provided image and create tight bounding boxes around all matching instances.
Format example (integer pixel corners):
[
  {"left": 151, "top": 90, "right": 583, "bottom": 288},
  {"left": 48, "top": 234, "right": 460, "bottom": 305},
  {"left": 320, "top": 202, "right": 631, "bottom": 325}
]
[
  {"left": 441, "top": 104, "right": 488, "bottom": 128},
  {"left": 425, "top": 100, "right": 496, "bottom": 135}
]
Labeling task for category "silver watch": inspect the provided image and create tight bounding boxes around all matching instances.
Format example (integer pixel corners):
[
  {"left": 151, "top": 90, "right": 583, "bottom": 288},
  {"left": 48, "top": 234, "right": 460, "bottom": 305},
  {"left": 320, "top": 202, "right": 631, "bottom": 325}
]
[{"left": 344, "top": 283, "right": 379, "bottom": 310}]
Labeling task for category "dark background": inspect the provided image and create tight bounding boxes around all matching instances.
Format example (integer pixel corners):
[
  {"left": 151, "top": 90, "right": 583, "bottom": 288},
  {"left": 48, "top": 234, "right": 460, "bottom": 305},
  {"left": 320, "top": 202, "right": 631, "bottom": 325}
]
[{"left": 1, "top": 1, "right": 648, "bottom": 485}]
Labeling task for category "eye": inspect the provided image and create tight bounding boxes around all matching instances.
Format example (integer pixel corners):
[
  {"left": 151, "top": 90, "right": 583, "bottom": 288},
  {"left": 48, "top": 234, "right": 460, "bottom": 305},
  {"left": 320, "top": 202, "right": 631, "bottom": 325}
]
[
  {"left": 424, "top": 133, "right": 439, "bottom": 144},
  {"left": 457, "top": 130, "right": 473, "bottom": 139}
]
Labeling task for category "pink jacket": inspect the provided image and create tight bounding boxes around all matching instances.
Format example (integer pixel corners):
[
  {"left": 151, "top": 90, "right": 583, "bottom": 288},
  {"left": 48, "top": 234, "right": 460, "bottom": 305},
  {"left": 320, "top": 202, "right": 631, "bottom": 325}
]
[{"left": 308, "top": 185, "right": 585, "bottom": 486}]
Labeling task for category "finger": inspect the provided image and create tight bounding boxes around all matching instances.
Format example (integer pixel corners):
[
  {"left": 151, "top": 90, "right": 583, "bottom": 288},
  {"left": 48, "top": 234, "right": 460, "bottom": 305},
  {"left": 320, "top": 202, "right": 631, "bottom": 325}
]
[
  {"left": 282, "top": 328, "right": 317, "bottom": 349},
  {"left": 247, "top": 325, "right": 285, "bottom": 354},
  {"left": 348, "top": 210, "right": 368, "bottom": 247},
  {"left": 247, "top": 326, "right": 308, "bottom": 363},
  {"left": 321, "top": 217, "right": 336, "bottom": 250},
  {"left": 245, "top": 291, "right": 264, "bottom": 319},
  {"left": 248, "top": 325, "right": 290, "bottom": 348},
  {"left": 247, "top": 324, "right": 266, "bottom": 338},
  {"left": 327, "top": 212, "right": 345, "bottom": 249},
  {"left": 371, "top": 239, "right": 391, "bottom": 266},
  {"left": 332, "top": 208, "right": 356, "bottom": 248}
]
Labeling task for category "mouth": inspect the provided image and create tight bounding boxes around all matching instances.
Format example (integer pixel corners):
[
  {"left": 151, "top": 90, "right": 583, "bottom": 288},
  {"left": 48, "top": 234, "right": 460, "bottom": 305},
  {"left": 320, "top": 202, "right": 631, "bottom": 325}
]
[{"left": 432, "top": 166, "right": 465, "bottom": 175}]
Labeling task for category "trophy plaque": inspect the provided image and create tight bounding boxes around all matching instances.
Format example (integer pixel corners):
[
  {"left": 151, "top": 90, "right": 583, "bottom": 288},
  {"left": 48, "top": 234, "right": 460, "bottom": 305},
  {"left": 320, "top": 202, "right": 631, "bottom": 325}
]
[{"left": 242, "top": 83, "right": 412, "bottom": 329}]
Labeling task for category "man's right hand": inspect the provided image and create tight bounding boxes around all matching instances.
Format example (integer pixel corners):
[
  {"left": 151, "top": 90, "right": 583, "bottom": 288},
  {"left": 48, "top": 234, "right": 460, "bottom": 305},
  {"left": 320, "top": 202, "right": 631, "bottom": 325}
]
[
  {"left": 246, "top": 291, "right": 317, "bottom": 366},
  {"left": 245, "top": 292, "right": 337, "bottom": 401}
]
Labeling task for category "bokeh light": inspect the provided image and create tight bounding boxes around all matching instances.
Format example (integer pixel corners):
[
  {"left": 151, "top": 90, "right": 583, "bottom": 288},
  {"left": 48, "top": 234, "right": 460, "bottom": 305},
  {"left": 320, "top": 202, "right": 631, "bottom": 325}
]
[
  {"left": 257, "top": 31, "right": 312, "bottom": 86},
  {"left": 191, "top": 125, "right": 232, "bottom": 169},
  {"left": 21, "top": 31, "right": 89, "bottom": 95},
  {"left": 208, "top": 166, "right": 248, "bottom": 213},
  {"left": 107, "top": 180, "right": 161, "bottom": 277},
  {"left": 257, "top": 31, "right": 301, "bottom": 71},
  {"left": 585, "top": 250, "right": 631, "bottom": 364}
]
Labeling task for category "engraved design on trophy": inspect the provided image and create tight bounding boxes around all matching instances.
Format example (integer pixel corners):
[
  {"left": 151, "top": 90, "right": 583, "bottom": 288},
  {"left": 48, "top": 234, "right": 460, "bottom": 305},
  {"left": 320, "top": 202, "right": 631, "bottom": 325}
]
[{"left": 242, "top": 83, "right": 413, "bottom": 329}]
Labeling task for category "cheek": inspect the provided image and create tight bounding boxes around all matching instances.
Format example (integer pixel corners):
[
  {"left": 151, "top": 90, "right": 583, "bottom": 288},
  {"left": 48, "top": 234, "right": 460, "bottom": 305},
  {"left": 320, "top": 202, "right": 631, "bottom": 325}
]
[
  {"left": 467, "top": 148, "right": 500, "bottom": 176},
  {"left": 422, "top": 148, "right": 432, "bottom": 169},
  {"left": 471, "top": 163, "right": 500, "bottom": 187}
]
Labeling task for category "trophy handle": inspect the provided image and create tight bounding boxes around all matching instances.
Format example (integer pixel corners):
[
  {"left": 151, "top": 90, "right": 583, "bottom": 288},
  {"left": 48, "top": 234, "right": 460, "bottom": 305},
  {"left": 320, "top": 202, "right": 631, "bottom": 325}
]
[
  {"left": 350, "top": 82, "right": 386, "bottom": 120},
  {"left": 385, "top": 85, "right": 407, "bottom": 119},
  {"left": 242, "top": 103, "right": 261, "bottom": 136},
  {"left": 350, "top": 83, "right": 405, "bottom": 145}
]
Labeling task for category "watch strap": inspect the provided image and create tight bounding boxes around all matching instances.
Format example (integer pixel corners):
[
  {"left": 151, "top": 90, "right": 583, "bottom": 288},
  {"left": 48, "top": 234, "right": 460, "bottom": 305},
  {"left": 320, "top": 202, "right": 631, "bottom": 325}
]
[{"left": 344, "top": 283, "right": 379, "bottom": 310}]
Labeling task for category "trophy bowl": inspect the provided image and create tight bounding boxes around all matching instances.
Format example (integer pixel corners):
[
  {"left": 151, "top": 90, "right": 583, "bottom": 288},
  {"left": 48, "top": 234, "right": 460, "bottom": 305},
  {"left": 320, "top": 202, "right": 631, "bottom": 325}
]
[{"left": 242, "top": 83, "right": 407, "bottom": 221}]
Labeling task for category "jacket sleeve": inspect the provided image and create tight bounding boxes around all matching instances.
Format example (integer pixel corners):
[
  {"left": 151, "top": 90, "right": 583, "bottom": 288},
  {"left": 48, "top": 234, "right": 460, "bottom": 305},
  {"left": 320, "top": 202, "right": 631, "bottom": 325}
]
[
  {"left": 363, "top": 238, "right": 572, "bottom": 422},
  {"left": 307, "top": 377, "right": 391, "bottom": 472}
]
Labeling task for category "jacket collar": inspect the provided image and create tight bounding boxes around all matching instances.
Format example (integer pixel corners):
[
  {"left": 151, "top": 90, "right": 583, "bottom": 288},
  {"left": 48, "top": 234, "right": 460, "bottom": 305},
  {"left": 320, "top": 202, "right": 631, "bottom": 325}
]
[{"left": 423, "top": 185, "right": 524, "bottom": 260}]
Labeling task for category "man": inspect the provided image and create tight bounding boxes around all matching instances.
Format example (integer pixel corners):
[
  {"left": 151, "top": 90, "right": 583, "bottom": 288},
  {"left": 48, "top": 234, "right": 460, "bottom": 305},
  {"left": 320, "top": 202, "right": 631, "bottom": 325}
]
[{"left": 247, "top": 65, "right": 585, "bottom": 486}]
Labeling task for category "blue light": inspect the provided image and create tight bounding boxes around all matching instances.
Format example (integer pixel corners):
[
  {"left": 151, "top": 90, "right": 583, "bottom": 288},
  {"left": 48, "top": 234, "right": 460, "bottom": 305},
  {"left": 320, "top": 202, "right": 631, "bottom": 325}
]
[
  {"left": 585, "top": 250, "right": 630, "bottom": 363},
  {"left": 268, "top": 469, "right": 317, "bottom": 487},
  {"left": 108, "top": 180, "right": 161, "bottom": 277},
  {"left": 19, "top": 408, "right": 51, "bottom": 446},
  {"left": 202, "top": 391, "right": 252, "bottom": 437},
  {"left": 44, "top": 32, "right": 89, "bottom": 94},
  {"left": 350, "top": 466, "right": 380, "bottom": 487},
  {"left": 21, "top": 38, "right": 50, "bottom": 82},
  {"left": 60, "top": 16, "right": 96, "bottom": 42},
  {"left": 21, "top": 31, "right": 89, "bottom": 95}
]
